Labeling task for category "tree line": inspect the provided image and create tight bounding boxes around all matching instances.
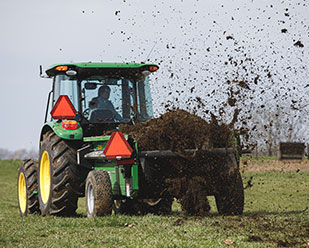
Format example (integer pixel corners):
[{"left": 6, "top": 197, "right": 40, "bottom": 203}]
[{"left": 0, "top": 148, "right": 38, "bottom": 160}]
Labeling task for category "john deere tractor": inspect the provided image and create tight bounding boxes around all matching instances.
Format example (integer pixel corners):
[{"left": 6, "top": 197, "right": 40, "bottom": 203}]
[{"left": 17, "top": 62, "right": 244, "bottom": 217}]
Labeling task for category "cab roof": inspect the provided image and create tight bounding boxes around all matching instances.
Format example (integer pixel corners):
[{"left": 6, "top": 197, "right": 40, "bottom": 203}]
[{"left": 45, "top": 62, "right": 159, "bottom": 77}]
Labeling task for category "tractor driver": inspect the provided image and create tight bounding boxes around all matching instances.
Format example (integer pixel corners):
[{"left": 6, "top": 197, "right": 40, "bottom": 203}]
[{"left": 89, "top": 85, "right": 122, "bottom": 120}]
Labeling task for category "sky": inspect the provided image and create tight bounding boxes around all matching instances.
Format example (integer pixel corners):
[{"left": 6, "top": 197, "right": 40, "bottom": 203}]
[{"left": 0, "top": 0, "right": 308, "bottom": 151}]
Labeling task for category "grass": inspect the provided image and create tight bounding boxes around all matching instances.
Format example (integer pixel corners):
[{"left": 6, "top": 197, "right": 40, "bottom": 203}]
[
  {"left": 1, "top": 160, "right": 309, "bottom": 247},
  {"left": 240, "top": 155, "right": 277, "bottom": 163},
  {"left": 241, "top": 155, "right": 309, "bottom": 163}
]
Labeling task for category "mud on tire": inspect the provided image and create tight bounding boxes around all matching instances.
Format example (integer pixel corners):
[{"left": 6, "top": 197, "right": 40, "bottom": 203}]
[
  {"left": 86, "top": 170, "right": 113, "bottom": 217},
  {"left": 17, "top": 159, "right": 39, "bottom": 216},
  {"left": 38, "top": 131, "right": 81, "bottom": 216}
]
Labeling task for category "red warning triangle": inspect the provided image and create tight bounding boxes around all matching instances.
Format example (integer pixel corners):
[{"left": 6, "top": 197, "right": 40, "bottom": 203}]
[
  {"left": 51, "top": 95, "right": 77, "bottom": 119},
  {"left": 103, "top": 131, "right": 133, "bottom": 159}
]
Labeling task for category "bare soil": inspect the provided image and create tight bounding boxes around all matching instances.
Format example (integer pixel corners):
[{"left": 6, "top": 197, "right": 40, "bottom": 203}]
[
  {"left": 240, "top": 159, "right": 309, "bottom": 172},
  {"left": 119, "top": 109, "right": 235, "bottom": 215}
]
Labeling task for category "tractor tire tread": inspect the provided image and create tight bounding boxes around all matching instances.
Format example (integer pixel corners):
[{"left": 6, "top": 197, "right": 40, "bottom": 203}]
[
  {"left": 86, "top": 170, "right": 113, "bottom": 217},
  {"left": 18, "top": 159, "right": 40, "bottom": 215},
  {"left": 39, "top": 131, "right": 81, "bottom": 216}
]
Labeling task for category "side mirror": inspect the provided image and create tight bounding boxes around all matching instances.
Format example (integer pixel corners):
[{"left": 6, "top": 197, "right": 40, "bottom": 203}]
[
  {"left": 39, "top": 65, "right": 49, "bottom": 78},
  {"left": 85, "top": 83, "right": 97, "bottom": 90}
]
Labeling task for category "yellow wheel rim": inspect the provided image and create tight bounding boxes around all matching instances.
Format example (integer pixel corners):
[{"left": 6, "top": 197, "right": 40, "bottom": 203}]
[
  {"left": 18, "top": 172, "right": 27, "bottom": 214},
  {"left": 40, "top": 151, "right": 51, "bottom": 204}
]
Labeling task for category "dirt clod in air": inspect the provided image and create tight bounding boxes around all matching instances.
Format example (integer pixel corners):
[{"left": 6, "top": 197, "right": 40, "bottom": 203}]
[
  {"left": 281, "top": 28, "right": 288, "bottom": 33},
  {"left": 119, "top": 109, "right": 236, "bottom": 215},
  {"left": 294, "top": 40, "right": 304, "bottom": 48}
]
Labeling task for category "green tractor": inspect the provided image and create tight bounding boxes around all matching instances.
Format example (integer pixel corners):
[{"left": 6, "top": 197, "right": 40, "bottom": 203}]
[{"left": 17, "top": 62, "right": 244, "bottom": 217}]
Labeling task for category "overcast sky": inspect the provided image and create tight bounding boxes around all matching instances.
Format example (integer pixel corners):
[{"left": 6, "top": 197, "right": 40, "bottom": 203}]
[{"left": 0, "top": 0, "right": 308, "bottom": 151}]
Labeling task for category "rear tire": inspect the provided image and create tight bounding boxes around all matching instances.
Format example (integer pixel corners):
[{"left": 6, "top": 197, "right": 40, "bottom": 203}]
[
  {"left": 17, "top": 159, "right": 39, "bottom": 216},
  {"left": 86, "top": 170, "right": 113, "bottom": 217},
  {"left": 38, "top": 131, "right": 80, "bottom": 216},
  {"left": 215, "top": 170, "right": 244, "bottom": 215}
]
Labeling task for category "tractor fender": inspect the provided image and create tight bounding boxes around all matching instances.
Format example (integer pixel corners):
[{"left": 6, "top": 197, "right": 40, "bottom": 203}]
[{"left": 40, "top": 122, "right": 83, "bottom": 142}]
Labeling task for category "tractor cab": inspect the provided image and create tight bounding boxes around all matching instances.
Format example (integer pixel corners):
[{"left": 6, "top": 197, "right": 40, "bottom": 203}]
[{"left": 44, "top": 63, "right": 158, "bottom": 126}]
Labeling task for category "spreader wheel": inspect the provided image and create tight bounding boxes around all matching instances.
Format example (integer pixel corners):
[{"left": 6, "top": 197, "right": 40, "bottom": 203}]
[
  {"left": 113, "top": 199, "right": 134, "bottom": 215},
  {"left": 114, "top": 198, "right": 173, "bottom": 215},
  {"left": 215, "top": 170, "right": 244, "bottom": 215},
  {"left": 17, "top": 159, "right": 39, "bottom": 216},
  {"left": 86, "top": 170, "right": 113, "bottom": 217},
  {"left": 145, "top": 198, "right": 173, "bottom": 215}
]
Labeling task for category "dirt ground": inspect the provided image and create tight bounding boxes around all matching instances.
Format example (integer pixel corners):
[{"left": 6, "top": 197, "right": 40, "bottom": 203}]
[{"left": 240, "top": 159, "right": 309, "bottom": 172}]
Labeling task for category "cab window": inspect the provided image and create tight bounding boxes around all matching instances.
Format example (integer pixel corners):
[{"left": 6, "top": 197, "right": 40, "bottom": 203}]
[{"left": 53, "top": 75, "right": 79, "bottom": 112}]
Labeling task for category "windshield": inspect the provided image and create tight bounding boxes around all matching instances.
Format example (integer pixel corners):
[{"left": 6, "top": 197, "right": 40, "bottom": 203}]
[{"left": 81, "top": 76, "right": 153, "bottom": 123}]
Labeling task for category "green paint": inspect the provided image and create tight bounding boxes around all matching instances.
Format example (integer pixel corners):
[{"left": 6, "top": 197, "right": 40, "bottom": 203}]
[
  {"left": 131, "top": 164, "right": 139, "bottom": 191},
  {"left": 44, "top": 122, "right": 83, "bottom": 140},
  {"left": 83, "top": 134, "right": 129, "bottom": 142},
  {"left": 84, "top": 136, "right": 110, "bottom": 142},
  {"left": 132, "top": 141, "right": 139, "bottom": 191},
  {"left": 93, "top": 142, "right": 107, "bottom": 151}
]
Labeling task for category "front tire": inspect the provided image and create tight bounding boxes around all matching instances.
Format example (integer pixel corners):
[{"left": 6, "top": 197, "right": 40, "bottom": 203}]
[
  {"left": 38, "top": 131, "right": 80, "bottom": 216},
  {"left": 17, "top": 159, "right": 39, "bottom": 216},
  {"left": 86, "top": 170, "right": 113, "bottom": 217}
]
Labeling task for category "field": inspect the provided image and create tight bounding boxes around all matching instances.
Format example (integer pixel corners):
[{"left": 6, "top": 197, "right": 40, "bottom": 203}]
[{"left": 0, "top": 159, "right": 309, "bottom": 248}]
